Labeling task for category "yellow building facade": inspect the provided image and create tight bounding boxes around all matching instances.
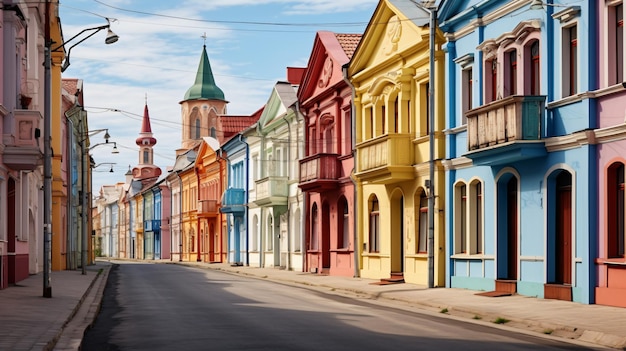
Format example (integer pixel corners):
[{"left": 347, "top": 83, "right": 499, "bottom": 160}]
[
  {"left": 50, "top": 8, "right": 67, "bottom": 271},
  {"left": 180, "top": 164, "right": 198, "bottom": 262},
  {"left": 348, "top": 0, "right": 446, "bottom": 286}
]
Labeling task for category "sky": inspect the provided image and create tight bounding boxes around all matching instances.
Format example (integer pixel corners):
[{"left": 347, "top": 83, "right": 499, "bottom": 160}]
[{"left": 58, "top": 0, "right": 378, "bottom": 196}]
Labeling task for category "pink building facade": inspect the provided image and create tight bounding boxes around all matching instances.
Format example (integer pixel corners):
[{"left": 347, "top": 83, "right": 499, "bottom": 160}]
[
  {"left": 298, "top": 31, "right": 361, "bottom": 276},
  {"left": 594, "top": 2, "right": 626, "bottom": 308}
]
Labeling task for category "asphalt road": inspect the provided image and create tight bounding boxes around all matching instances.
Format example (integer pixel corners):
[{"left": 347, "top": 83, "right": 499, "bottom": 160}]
[{"left": 81, "top": 262, "right": 596, "bottom": 351}]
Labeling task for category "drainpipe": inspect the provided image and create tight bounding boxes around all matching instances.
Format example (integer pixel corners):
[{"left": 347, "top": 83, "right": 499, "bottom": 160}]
[
  {"left": 257, "top": 123, "right": 264, "bottom": 268},
  {"left": 66, "top": 118, "right": 75, "bottom": 270},
  {"left": 217, "top": 149, "right": 225, "bottom": 263},
  {"left": 195, "top": 165, "right": 202, "bottom": 262},
  {"left": 342, "top": 63, "right": 360, "bottom": 278},
  {"left": 177, "top": 170, "right": 183, "bottom": 262},
  {"left": 282, "top": 110, "right": 294, "bottom": 271},
  {"left": 240, "top": 134, "right": 250, "bottom": 266},
  {"left": 427, "top": 5, "right": 437, "bottom": 289},
  {"left": 223, "top": 150, "right": 232, "bottom": 263}
]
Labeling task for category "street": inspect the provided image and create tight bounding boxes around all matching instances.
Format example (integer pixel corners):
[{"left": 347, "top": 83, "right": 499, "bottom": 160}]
[{"left": 82, "top": 262, "right": 595, "bottom": 351}]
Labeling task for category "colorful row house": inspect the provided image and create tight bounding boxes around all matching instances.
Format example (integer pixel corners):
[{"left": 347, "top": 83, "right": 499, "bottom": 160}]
[
  {"left": 439, "top": 0, "right": 626, "bottom": 306},
  {"left": 1, "top": 0, "right": 70, "bottom": 289},
  {"left": 594, "top": 0, "right": 626, "bottom": 308},
  {"left": 348, "top": 0, "right": 446, "bottom": 286},
  {"left": 96, "top": 0, "right": 626, "bottom": 308},
  {"left": 298, "top": 31, "right": 360, "bottom": 276},
  {"left": 248, "top": 71, "right": 305, "bottom": 270}
]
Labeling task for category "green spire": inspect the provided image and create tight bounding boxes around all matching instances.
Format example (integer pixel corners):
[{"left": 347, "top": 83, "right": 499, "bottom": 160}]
[{"left": 183, "top": 45, "right": 225, "bottom": 101}]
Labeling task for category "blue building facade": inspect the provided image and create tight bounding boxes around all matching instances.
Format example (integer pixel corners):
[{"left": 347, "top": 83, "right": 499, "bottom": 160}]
[
  {"left": 221, "top": 134, "right": 250, "bottom": 265},
  {"left": 441, "top": 0, "right": 597, "bottom": 303}
]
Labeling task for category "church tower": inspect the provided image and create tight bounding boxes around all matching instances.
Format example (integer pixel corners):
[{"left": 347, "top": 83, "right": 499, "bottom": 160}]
[
  {"left": 178, "top": 44, "right": 228, "bottom": 153},
  {"left": 132, "top": 100, "right": 162, "bottom": 180}
]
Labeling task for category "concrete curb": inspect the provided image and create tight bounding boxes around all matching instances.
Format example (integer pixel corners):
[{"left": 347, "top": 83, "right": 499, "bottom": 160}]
[{"left": 51, "top": 265, "right": 111, "bottom": 351}]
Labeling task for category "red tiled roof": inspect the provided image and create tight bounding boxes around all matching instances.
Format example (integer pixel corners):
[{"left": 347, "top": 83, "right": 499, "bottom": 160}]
[
  {"left": 335, "top": 34, "right": 362, "bottom": 59},
  {"left": 221, "top": 115, "right": 260, "bottom": 136},
  {"left": 62, "top": 78, "right": 79, "bottom": 95}
]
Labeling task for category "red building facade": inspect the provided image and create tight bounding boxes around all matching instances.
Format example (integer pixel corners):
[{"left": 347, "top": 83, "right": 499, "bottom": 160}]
[{"left": 298, "top": 32, "right": 361, "bottom": 276}]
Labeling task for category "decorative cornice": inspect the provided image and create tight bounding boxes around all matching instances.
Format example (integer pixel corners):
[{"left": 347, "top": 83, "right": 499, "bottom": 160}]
[
  {"left": 442, "top": 156, "right": 473, "bottom": 170},
  {"left": 552, "top": 6, "right": 581, "bottom": 23}
]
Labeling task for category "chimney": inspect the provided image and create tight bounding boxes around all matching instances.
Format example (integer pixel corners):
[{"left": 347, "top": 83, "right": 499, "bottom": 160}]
[{"left": 286, "top": 67, "right": 306, "bottom": 85}]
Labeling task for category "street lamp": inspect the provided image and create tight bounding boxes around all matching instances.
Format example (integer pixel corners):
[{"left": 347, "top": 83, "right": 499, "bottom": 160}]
[
  {"left": 81, "top": 130, "right": 118, "bottom": 275},
  {"left": 94, "top": 162, "right": 117, "bottom": 173},
  {"left": 44, "top": 18, "right": 119, "bottom": 296}
]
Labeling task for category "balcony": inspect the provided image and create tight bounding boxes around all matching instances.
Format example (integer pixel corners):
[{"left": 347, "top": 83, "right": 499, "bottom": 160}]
[
  {"left": 144, "top": 220, "right": 161, "bottom": 232},
  {"left": 465, "top": 95, "right": 547, "bottom": 166},
  {"left": 220, "top": 188, "right": 246, "bottom": 214},
  {"left": 2, "top": 110, "right": 43, "bottom": 171},
  {"left": 299, "top": 153, "right": 340, "bottom": 192},
  {"left": 354, "top": 133, "right": 413, "bottom": 184},
  {"left": 254, "top": 176, "right": 288, "bottom": 206},
  {"left": 198, "top": 199, "right": 219, "bottom": 217}
]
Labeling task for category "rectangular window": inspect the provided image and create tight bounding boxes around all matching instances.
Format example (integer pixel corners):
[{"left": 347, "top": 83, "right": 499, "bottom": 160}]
[
  {"left": 530, "top": 41, "right": 541, "bottom": 95},
  {"left": 608, "top": 163, "right": 625, "bottom": 258},
  {"left": 486, "top": 59, "right": 498, "bottom": 103},
  {"left": 507, "top": 50, "right": 517, "bottom": 96},
  {"left": 381, "top": 105, "right": 386, "bottom": 135},
  {"left": 425, "top": 83, "right": 430, "bottom": 135},
  {"left": 616, "top": 4, "right": 624, "bottom": 84},
  {"left": 460, "top": 186, "right": 467, "bottom": 253},
  {"left": 394, "top": 98, "right": 399, "bottom": 133},
  {"left": 365, "top": 107, "right": 376, "bottom": 139},
  {"left": 462, "top": 68, "right": 473, "bottom": 125},
  {"left": 564, "top": 25, "right": 578, "bottom": 97}
]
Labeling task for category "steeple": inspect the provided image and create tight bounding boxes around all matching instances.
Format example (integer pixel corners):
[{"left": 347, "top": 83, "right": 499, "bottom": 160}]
[
  {"left": 183, "top": 45, "right": 225, "bottom": 101},
  {"left": 131, "top": 97, "right": 162, "bottom": 181}
]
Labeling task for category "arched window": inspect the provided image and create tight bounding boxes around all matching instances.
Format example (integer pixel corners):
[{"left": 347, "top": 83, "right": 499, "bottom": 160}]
[
  {"left": 338, "top": 197, "right": 349, "bottom": 249},
  {"left": 369, "top": 196, "right": 380, "bottom": 253},
  {"left": 529, "top": 40, "right": 540, "bottom": 95},
  {"left": 505, "top": 49, "right": 517, "bottom": 96},
  {"left": 311, "top": 204, "right": 319, "bottom": 251},
  {"left": 267, "top": 214, "right": 273, "bottom": 251},
  {"left": 210, "top": 127, "right": 216, "bottom": 138},
  {"left": 418, "top": 191, "right": 428, "bottom": 253},
  {"left": 608, "top": 162, "right": 625, "bottom": 258},
  {"left": 470, "top": 181, "right": 483, "bottom": 254}
]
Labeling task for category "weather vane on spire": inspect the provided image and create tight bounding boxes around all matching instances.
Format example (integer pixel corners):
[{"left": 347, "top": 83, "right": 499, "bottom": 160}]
[{"left": 201, "top": 32, "right": 207, "bottom": 46}]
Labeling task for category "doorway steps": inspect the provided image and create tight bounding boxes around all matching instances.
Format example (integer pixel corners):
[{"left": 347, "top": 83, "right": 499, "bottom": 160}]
[{"left": 370, "top": 272, "right": 405, "bottom": 285}]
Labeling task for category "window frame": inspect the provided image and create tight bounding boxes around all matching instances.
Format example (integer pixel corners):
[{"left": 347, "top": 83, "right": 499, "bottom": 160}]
[
  {"left": 562, "top": 23, "right": 579, "bottom": 97},
  {"left": 369, "top": 197, "right": 380, "bottom": 253},
  {"left": 608, "top": 162, "right": 625, "bottom": 258}
]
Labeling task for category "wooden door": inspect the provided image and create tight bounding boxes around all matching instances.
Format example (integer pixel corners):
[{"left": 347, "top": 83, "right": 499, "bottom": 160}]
[
  {"left": 507, "top": 178, "right": 518, "bottom": 280},
  {"left": 556, "top": 173, "right": 572, "bottom": 285}
]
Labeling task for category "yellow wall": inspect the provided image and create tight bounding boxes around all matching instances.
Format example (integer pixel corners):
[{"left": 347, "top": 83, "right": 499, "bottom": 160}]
[
  {"left": 180, "top": 167, "right": 198, "bottom": 262},
  {"left": 349, "top": 0, "right": 446, "bottom": 286},
  {"left": 50, "top": 7, "right": 67, "bottom": 271}
]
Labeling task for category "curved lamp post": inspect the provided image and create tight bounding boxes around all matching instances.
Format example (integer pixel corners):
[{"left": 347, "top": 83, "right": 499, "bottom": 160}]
[
  {"left": 81, "top": 131, "right": 118, "bottom": 275},
  {"left": 43, "top": 16, "right": 118, "bottom": 296}
]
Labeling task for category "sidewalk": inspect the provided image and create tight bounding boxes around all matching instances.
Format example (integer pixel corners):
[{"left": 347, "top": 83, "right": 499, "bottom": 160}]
[
  {"left": 0, "top": 261, "right": 111, "bottom": 351},
  {"left": 2, "top": 259, "right": 625, "bottom": 350}
]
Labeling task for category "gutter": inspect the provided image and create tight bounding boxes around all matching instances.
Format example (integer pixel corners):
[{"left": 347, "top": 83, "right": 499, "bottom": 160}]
[{"left": 342, "top": 62, "right": 360, "bottom": 278}]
